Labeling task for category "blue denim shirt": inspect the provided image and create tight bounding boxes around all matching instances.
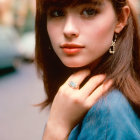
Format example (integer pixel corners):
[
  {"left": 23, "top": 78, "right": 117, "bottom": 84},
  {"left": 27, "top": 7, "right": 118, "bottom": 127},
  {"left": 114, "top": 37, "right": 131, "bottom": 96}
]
[{"left": 68, "top": 90, "right": 140, "bottom": 140}]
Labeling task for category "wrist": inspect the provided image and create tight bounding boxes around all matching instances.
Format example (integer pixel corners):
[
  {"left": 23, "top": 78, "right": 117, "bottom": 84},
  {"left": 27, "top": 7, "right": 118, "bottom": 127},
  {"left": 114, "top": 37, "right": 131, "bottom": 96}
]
[{"left": 43, "top": 121, "right": 71, "bottom": 140}]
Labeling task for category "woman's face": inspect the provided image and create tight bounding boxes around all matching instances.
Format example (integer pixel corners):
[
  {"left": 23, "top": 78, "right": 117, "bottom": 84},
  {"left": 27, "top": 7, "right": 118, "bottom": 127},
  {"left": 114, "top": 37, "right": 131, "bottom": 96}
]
[{"left": 47, "top": 0, "right": 118, "bottom": 68}]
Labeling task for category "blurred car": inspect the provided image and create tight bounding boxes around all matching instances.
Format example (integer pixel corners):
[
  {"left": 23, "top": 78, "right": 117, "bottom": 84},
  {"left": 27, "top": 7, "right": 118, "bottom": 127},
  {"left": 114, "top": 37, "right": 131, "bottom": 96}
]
[
  {"left": 0, "top": 25, "right": 21, "bottom": 69},
  {"left": 19, "top": 32, "right": 35, "bottom": 61}
]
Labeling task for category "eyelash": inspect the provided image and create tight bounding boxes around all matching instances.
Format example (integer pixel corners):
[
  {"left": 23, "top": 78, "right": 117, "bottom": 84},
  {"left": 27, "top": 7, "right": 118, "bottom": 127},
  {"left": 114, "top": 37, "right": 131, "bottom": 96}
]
[
  {"left": 49, "top": 9, "right": 65, "bottom": 17},
  {"left": 48, "top": 7, "right": 99, "bottom": 18},
  {"left": 81, "top": 8, "right": 98, "bottom": 17}
]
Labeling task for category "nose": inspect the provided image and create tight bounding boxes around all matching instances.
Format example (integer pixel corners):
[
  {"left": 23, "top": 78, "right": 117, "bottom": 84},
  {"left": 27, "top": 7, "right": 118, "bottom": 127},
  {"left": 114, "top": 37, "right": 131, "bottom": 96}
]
[{"left": 63, "top": 16, "right": 79, "bottom": 39}]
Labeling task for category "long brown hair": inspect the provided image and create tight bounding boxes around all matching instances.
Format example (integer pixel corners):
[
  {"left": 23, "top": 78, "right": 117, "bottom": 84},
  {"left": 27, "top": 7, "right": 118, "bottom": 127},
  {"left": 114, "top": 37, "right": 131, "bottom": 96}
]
[{"left": 35, "top": 0, "right": 140, "bottom": 114}]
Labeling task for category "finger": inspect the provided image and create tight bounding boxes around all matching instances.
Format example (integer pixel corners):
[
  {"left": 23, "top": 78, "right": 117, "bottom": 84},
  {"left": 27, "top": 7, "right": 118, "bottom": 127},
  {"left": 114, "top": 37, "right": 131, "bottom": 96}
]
[
  {"left": 80, "top": 74, "right": 106, "bottom": 97},
  {"left": 65, "top": 69, "right": 90, "bottom": 89},
  {"left": 85, "top": 80, "right": 113, "bottom": 108}
]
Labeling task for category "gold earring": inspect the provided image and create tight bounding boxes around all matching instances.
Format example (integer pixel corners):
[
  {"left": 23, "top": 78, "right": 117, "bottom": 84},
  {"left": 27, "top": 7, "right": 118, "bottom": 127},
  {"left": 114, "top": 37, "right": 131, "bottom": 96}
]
[{"left": 109, "top": 34, "right": 117, "bottom": 54}]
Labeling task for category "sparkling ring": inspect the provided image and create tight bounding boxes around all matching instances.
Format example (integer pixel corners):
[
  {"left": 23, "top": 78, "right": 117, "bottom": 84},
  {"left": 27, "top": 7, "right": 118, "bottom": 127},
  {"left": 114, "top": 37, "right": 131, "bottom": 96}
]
[{"left": 68, "top": 81, "right": 78, "bottom": 89}]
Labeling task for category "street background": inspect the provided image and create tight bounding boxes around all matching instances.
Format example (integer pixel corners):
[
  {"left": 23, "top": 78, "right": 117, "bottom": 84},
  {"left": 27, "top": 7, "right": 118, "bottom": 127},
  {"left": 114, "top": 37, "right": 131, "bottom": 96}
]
[
  {"left": 0, "top": 63, "right": 50, "bottom": 140},
  {"left": 0, "top": 0, "right": 140, "bottom": 140}
]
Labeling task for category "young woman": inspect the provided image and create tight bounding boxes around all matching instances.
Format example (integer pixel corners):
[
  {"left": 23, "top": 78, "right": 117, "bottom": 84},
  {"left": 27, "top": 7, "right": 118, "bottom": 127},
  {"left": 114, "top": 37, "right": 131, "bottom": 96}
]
[{"left": 35, "top": 0, "right": 140, "bottom": 139}]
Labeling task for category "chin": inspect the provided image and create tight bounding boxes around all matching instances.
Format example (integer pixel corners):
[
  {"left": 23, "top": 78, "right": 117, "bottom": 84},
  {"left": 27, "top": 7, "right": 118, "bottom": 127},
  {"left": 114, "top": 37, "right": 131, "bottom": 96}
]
[
  {"left": 64, "top": 62, "right": 88, "bottom": 68},
  {"left": 63, "top": 59, "right": 100, "bottom": 70}
]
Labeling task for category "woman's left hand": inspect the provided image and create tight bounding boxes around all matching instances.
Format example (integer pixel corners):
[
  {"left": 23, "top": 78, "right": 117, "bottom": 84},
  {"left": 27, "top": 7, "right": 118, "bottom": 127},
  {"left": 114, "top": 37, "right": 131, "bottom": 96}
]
[{"left": 43, "top": 69, "right": 113, "bottom": 140}]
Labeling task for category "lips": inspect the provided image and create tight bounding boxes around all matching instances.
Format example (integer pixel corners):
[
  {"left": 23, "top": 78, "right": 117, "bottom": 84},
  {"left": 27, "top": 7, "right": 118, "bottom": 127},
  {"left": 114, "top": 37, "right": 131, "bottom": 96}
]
[{"left": 60, "top": 43, "right": 85, "bottom": 55}]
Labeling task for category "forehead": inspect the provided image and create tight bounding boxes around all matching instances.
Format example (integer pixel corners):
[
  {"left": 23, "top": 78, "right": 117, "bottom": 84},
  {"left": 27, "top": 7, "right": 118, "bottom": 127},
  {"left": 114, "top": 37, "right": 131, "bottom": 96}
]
[{"left": 45, "top": 0, "right": 104, "bottom": 8}]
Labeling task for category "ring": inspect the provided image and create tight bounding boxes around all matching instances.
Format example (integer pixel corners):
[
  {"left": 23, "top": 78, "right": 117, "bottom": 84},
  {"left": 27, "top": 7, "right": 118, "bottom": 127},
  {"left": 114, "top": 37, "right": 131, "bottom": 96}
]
[{"left": 68, "top": 81, "right": 78, "bottom": 89}]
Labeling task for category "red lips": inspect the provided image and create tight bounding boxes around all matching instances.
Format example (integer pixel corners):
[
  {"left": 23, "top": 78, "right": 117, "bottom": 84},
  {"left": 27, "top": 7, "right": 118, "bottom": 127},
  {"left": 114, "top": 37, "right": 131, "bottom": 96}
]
[{"left": 60, "top": 43, "right": 85, "bottom": 55}]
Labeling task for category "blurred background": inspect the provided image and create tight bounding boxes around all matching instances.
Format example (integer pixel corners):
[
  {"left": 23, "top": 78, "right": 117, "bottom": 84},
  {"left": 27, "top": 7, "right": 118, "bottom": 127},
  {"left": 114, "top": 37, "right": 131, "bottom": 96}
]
[
  {"left": 0, "top": 0, "right": 49, "bottom": 140},
  {"left": 0, "top": 0, "right": 140, "bottom": 140}
]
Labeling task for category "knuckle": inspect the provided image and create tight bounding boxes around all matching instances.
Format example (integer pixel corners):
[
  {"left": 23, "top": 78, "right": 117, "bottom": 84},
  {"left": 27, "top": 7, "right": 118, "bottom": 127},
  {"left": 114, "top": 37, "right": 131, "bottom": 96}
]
[
  {"left": 72, "top": 96, "right": 83, "bottom": 105},
  {"left": 73, "top": 97, "right": 81, "bottom": 104}
]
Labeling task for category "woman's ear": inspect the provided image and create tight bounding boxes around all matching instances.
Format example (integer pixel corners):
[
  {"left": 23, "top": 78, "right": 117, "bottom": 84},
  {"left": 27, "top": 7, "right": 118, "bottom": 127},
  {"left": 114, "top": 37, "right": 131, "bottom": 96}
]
[{"left": 115, "top": 6, "right": 130, "bottom": 33}]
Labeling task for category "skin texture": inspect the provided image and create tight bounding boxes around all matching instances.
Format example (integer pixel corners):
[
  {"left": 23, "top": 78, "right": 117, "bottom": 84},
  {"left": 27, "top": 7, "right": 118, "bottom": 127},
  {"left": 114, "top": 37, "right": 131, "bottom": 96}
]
[
  {"left": 43, "top": 0, "right": 130, "bottom": 139},
  {"left": 43, "top": 70, "right": 113, "bottom": 140},
  {"left": 47, "top": 1, "right": 118, "bottom": 68}
]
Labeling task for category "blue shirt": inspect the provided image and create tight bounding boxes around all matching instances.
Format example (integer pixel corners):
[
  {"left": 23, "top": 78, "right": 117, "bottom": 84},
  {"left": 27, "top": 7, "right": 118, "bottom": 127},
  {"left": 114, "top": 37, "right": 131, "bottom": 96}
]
[{"left": 68, "top": 90, "right": 140, "bottom": 140}]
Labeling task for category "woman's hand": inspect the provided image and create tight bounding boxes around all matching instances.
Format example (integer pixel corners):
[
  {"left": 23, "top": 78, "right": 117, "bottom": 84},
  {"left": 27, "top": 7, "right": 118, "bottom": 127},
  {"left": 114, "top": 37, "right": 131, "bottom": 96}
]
[{"left": 43, "top": 69, "right": 113, "bottom": 140}]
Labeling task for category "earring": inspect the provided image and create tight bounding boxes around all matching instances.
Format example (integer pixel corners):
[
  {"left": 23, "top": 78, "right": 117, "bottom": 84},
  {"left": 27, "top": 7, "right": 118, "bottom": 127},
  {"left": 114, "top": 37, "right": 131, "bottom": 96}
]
[{"left": 109, "top": 34, "right": 117, "bottom": 54}]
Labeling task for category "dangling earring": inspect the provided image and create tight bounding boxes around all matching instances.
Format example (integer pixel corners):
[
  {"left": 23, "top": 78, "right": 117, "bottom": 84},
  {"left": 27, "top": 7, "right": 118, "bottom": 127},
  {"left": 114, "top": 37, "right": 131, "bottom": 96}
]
[{"left": 109, "top": 34, "right": 117, "bottom": 54}]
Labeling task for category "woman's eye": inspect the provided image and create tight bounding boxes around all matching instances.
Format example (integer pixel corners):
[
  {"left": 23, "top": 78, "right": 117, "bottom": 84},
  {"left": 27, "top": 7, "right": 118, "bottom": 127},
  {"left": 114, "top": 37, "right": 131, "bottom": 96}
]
[
  {"left": 82, "top": 8, "right": 98, "bottom": 17},
  {"left": 50, "top": 9, "right": 65, "bottom": 17}
]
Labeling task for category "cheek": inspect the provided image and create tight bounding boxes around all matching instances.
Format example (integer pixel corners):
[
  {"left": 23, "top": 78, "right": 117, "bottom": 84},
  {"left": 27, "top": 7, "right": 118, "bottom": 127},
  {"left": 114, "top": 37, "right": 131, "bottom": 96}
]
[
  {"left": 91, "top": 19, "right": 116, "bottom": 47},
  {"left": 47, "top": 22, "right": 63, "bottom": 49},
  {"left": 98, "top": 21, "right": 115, "bottom": 36},
  {"left": 47, "top": 24, "right": 55, "bottom": 43}
]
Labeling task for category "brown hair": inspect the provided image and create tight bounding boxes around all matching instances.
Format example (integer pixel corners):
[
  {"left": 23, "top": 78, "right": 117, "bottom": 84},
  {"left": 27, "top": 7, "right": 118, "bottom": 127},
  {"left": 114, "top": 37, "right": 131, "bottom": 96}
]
[{"left": 35, "top": 0, "right": 140, "bottom": 114}]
